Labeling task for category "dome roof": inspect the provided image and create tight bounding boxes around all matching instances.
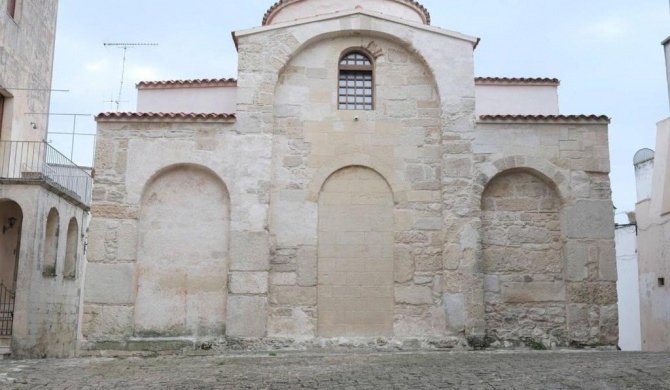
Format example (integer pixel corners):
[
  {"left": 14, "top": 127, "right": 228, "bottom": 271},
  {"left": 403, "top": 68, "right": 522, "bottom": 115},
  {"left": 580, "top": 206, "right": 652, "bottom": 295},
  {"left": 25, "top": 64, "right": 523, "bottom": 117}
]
[{"left": 262, "top": 0, "right": 431, "bottom": 26}]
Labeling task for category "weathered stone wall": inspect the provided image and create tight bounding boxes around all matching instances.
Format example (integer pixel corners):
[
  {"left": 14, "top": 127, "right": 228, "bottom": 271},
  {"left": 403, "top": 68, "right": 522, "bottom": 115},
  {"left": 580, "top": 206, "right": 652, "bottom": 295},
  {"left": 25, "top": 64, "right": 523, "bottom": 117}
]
[
  {"left": 264, "top": 29, "right": 459, "bottom": 338},
  {"left": 473, "top": 122, "right": 618, "bottom": 347},
  {"left": 134, "top": 165, "right": 230, "bottom": 338},
  {"left": 0, "top": 185, "right": 86, "bottom": 358},
  {"left": 0, "top": 0, "right": 59, "bottom": 142},
  {"left": 482, "top": 171, "right": 566, "bottom": 346},
  {"left": 83, "top": 10, "right": 618, "bottom": 351},
  {"left": 83, "top": 119, "right": 270, "bottom": 346}
]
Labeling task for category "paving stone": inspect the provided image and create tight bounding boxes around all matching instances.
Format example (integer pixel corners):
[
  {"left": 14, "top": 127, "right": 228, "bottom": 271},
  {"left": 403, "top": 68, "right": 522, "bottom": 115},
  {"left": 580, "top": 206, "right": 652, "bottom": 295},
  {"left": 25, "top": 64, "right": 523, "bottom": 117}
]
[{"left": 0, "top": 351, "right": 668, "bottom": 389}]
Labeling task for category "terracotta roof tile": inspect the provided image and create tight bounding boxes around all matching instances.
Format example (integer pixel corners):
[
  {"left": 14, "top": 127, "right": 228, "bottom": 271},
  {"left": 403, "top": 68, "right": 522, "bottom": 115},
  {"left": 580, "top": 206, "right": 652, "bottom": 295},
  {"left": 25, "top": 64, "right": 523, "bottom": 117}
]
[
  {"left": 479, "top": 114, "right": 610, "bottom": 123},
  {"left": 262, "top": 0, "right": 431, "bottom": 26},
  {"left": 136, "top": 78, "right": 237, "bottom": 89},
  {"left": 475, "top": 77, "right": 560, "bottom": 85},
  {"left": 96, "top": 112, "right": 236, "bottom": 121}
]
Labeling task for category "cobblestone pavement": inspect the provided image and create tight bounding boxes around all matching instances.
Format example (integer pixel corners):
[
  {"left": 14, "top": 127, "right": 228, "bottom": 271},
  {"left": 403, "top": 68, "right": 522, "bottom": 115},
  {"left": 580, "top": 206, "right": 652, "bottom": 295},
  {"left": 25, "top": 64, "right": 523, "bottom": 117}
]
[{"left": 1, "top": 350, "right": 670, "bottom": 389}]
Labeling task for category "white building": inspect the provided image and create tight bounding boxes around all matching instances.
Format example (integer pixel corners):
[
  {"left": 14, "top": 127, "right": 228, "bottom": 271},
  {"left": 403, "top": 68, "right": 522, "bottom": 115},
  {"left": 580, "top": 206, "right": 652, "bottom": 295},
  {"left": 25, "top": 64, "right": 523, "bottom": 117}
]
[{"left": 632, "top": 9, "right": 670, "bottom": 352}]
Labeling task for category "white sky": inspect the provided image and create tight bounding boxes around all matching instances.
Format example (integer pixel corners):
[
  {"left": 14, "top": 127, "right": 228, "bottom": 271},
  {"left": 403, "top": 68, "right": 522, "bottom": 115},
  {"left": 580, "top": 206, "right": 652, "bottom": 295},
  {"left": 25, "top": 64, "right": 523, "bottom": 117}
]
[{"left": 47, "top": 0, "right": 670, "bottom": 219}]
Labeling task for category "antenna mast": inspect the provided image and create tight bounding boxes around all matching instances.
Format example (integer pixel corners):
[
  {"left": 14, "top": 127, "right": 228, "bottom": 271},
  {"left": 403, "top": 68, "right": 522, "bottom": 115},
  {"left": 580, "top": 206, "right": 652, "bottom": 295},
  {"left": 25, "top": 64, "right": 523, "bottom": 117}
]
[{"left": 103, "top": 42, "right": 158, "bottom": 111}]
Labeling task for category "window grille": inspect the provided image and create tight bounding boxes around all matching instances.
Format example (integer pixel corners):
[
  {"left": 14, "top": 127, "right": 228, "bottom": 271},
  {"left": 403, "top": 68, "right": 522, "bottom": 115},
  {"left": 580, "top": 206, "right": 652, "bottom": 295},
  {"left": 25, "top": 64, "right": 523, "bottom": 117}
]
[{"left": 338, "top": 52, "right": 373, "bottom": 110}]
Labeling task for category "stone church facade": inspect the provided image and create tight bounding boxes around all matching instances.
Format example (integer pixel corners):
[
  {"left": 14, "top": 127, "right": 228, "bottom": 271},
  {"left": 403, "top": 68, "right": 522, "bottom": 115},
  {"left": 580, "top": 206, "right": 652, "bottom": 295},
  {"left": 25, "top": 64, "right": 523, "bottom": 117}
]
[{"left": 83, "top": 0, "right": 618, "bottom": 353}]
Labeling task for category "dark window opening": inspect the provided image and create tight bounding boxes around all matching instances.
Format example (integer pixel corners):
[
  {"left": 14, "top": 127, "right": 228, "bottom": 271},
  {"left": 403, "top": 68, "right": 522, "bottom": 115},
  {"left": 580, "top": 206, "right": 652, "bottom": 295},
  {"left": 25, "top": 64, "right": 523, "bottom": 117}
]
[
  {"left": 0, "top": 95, "right": 4, "bottom": 140},
  {"left": 659, "top": 278, "right": 666, "bottom": 287},
  {"left": 7, "top": 0, "right": 16, "bottom": 18},
  {"left": 338, "top": 52, "right": 373, "bottom": 110}
]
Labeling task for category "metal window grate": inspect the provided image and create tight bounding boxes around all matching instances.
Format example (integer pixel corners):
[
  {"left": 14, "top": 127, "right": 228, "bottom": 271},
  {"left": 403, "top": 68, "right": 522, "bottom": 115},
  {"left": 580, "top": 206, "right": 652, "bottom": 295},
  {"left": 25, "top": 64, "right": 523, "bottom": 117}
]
[
  {"left": 338, "top": 52, "right": 373, "bottom": 110},
  {"left": 0, "top": 282, "right": 14, "bottom": 336},
  {"left": 338, "top": 72, "right": 373, "bottom": 110}
]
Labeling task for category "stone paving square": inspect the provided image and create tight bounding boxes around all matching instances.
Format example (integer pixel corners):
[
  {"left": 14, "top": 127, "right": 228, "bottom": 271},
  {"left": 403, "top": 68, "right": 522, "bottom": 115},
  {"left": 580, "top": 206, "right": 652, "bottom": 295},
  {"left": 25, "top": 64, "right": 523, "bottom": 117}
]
[{"left": 1, "top": 351, "right": 669, "bottom": 389}]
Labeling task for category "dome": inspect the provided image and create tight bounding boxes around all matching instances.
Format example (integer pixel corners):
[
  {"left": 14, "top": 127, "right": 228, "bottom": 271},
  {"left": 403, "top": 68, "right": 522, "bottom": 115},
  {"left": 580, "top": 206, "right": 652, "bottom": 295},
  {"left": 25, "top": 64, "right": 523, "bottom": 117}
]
[{"left": 262, "top": 0, "right": 431, "bottom": 26}]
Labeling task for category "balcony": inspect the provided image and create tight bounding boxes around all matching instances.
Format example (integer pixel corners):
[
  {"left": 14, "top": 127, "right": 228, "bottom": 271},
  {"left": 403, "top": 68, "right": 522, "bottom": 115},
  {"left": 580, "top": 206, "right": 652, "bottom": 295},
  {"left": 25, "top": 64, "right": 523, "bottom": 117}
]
[{"left": 0, "top": 141, "right": 92, "bottom": 208}]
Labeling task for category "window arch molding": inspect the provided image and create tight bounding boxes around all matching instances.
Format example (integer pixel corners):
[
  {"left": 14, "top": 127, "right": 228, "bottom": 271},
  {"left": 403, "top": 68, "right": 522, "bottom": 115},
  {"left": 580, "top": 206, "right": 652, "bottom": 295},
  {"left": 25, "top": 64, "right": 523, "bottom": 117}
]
[{"left": 338, "top": 49, "right": 375, "bottom": 110}]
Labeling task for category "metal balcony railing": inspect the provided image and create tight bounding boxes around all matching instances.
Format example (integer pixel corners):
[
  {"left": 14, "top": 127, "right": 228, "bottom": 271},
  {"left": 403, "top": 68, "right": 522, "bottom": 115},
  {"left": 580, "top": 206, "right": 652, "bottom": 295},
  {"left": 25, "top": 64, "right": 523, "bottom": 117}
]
[{"left": 0, "top": 141, "right": 92, "bottom": 206}]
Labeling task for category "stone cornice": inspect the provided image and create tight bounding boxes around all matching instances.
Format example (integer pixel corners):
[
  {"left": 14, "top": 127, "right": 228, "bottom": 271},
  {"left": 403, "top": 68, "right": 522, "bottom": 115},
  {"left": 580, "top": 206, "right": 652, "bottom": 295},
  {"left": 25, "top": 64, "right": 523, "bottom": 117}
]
[{"left": 235, "top": 8, "right": 478, "bottom": 47}]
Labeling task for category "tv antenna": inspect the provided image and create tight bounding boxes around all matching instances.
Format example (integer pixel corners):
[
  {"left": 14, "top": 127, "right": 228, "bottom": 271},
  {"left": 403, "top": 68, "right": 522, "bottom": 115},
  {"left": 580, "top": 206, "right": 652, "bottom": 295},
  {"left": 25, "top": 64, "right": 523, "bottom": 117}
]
[{"left": 103, "top": 42, "right": 158, "bottom": 111}]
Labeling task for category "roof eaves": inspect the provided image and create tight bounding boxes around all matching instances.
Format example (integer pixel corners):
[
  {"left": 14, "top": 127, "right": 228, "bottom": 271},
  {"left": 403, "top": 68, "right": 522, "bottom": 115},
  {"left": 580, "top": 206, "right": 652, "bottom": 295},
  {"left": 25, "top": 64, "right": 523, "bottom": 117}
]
[
  {"left": 478, "top": 114, "right": 610, "bottom": 124},
  {"left": 95, "top": 112, "right": 237, "bottom": 122}
]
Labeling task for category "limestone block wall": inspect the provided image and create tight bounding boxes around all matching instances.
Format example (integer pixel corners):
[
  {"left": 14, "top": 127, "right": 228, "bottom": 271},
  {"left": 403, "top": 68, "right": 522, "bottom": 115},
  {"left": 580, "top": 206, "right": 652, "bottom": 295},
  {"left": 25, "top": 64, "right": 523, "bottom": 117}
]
[
  {"left": 0, "top": 185, "right": 86, "bottom": 358},
  {"left": 232, "top": 12, "right": 479, "bottom": 339},
  {"left": 0, "top": 0, "right": 59, "bottom": 142},
  {"left": 83, "top": 118, "right": 272, "bottom": 344},
  {"left": 473, "top": 121, "right": 618, "bottom": 347},
  {"left": 83, "top": 10, "right": 618, "bottom": 349}
]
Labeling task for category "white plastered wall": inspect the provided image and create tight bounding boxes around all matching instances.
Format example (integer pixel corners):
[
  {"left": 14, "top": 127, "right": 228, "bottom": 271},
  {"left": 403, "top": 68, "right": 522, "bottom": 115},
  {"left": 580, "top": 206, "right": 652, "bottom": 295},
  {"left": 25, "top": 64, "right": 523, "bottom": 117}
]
[
  {"left": 636, "top": 118, "right": 670, "bottom": 351},
  {"left": 137, "top": 87, "right": 237, "bottom": 114},
  {"left": 475, "top": 85, "right": 559, "bottom": 116}
]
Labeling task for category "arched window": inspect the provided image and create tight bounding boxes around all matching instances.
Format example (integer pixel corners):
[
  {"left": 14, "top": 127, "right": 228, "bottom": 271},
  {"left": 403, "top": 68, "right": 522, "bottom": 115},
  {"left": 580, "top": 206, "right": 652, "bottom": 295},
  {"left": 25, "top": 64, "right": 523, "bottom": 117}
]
[
  {"left": 43, "top": 208, "right": 59, "bottom": 277},
  {"left": 63, "top": 218, "right": 78, "bottom": 279},
  {"left": 338, "top": 51, "right": 374, "bottom": 110}
]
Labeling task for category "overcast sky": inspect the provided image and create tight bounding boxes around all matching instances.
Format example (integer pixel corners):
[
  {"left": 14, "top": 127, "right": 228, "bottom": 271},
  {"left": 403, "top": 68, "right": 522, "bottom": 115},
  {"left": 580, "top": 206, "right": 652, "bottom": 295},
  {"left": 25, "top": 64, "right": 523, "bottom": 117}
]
[{"left": 48, "top": 0, "right": 669, "bottom": 219}]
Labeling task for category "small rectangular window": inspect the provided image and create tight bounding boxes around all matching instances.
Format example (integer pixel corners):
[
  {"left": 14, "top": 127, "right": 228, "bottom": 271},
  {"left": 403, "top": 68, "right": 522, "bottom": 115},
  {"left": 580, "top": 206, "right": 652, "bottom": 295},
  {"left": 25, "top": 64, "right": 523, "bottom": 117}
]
[
  {"left": 660, "top": 278, "right": 666, "bottom": 287},
  {"left": 0, "top": 95, "right": 4, "bottom": 140},
  {"left": 7, "top": 0, "right": 16, "bottom": 18}
]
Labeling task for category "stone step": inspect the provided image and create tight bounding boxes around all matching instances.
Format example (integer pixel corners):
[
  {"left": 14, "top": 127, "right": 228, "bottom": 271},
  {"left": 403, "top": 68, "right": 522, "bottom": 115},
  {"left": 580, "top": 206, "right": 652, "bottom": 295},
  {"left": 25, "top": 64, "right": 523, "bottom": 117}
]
[{"left": 0, "top": 337, "right": 11, "bottom": 358}]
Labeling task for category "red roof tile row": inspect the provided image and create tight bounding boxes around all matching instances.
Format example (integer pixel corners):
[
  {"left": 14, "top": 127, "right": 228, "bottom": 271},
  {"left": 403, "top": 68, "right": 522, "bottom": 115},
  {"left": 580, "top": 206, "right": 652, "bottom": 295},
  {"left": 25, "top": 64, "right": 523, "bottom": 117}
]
[
  {"left": 135, "top": 77, "right": 559, "bottom": 89},
  {"left": 262, "top": 0, "right": 431, "bottom": 26},
  {"left": 475, "top": 77, "right": 560, "bottom": 85},
  {"left": 96, "top": 112, "right": 236, "bottom": 120},
  {"left": 479, "top": 114, "right": 610, "bottom": 123},
  {"left": 137, "top": 78, "right": 237, "bottom": 89}
]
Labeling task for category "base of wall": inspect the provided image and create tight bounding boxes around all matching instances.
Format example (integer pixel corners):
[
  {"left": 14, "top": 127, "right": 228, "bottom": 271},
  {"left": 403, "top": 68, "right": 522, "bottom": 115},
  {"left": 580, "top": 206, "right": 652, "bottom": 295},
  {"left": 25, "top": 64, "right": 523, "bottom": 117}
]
[
  {"left": 0, "top": 336, "right": 10, "bottom": 359},
  {"left": 79, "top": 336, "right": 468, "bottom": 357},
  {"left": 78, "top": 336, "right": 617, "bottom": 358}
]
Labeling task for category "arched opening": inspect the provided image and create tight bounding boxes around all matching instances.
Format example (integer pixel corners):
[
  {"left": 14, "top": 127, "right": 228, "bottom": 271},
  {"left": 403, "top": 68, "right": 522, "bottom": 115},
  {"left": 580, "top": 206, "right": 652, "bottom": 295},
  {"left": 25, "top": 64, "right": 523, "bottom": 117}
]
[
  {"left": 43, "top": 208, "right": 59, "bottom": 277},
  {"left": 135, "top": 164, "right": 230, "bottom": 337},
  {"left": 63, "top": 218, "right": 78, "bottom": 279},
  {"left": 481, "top": 169, "right": 566, "bottom": 346},
  {"left": 317, "top": 166, "right": 395, "bottom": 337},
  {"left": 0, "top": 200, "right": 22, "bottom": 336}
]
